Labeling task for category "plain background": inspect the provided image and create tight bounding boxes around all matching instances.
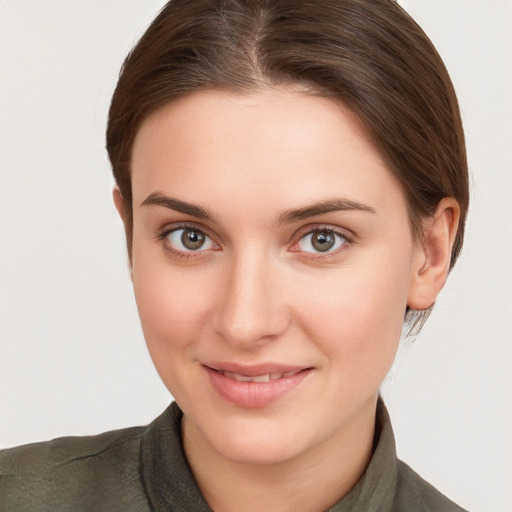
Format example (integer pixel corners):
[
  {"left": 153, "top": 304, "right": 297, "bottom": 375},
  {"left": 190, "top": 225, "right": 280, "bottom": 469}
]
[{"left": 0, "top": 1, "right": 510, "bottom": 511}]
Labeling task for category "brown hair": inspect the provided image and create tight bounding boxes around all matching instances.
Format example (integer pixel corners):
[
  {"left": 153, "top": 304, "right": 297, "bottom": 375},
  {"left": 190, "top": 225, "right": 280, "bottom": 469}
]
[{"left": 106, "top": 0, "right": 468, "bottom": 327}]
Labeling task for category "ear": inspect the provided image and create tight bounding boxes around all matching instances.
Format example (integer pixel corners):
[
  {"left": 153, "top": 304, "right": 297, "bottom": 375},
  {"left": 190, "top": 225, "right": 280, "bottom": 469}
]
[
  {"left": 407, "top": 197, "right": 461, "bottom": 310},
  {"left": 113, "top": 186, "right": 126, "bottom": 223},
  {"left": 113, "top": 187, "right": 133, "bottom": 271}
]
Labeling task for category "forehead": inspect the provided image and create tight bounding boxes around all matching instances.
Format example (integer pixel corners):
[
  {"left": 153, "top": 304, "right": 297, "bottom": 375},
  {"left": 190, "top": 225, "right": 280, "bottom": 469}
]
[{"left": 130, "top": 87, "right": 405, "bottom": 220}]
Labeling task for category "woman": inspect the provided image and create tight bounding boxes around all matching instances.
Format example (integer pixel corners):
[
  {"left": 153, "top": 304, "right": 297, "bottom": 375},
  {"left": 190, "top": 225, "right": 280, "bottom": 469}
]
[{"left": 0, "top": 0, "right": 486, "bottom": 510}]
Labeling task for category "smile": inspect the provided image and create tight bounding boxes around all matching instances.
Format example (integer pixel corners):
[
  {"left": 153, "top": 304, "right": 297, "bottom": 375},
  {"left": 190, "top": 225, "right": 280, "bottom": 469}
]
[{"left": 203, "top": 363, "right": 312, "bottom": 408}]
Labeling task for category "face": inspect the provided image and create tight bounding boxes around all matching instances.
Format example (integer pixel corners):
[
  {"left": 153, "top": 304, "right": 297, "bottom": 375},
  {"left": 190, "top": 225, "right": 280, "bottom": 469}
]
[{"left": 128, "top": 88, "right": 423, "bottom": 465}]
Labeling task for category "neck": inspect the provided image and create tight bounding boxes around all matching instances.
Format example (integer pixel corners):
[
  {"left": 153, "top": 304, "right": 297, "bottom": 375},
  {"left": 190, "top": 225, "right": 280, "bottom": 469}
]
[{"left": 182, "top": 396, "right": 378, "bottom": 512}]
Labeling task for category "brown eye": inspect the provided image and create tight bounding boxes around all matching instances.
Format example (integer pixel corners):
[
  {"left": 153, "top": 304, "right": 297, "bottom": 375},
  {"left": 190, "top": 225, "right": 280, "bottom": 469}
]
[
  {"left": 311, "top": 231, "right": 335, "bottom": 252},
  {"left": 181, "top": 229, "right": 205, "bottom": 250},
  {"left": 165, "top": 227, "right": 214, "bottom": 252},
  {"left": 297, "top": 229, "right": 347, "bottom": 254}
]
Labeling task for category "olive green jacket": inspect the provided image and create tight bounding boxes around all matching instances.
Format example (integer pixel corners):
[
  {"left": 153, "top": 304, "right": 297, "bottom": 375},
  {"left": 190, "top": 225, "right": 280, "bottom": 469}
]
[{"left": 0, "top": 400, "right": 466, "bottom": 511}]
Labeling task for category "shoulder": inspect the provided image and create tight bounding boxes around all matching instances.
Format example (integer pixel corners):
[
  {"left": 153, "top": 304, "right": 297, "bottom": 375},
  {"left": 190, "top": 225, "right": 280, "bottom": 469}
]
[
  {"left": 0, "top": 425, "right": 145, "bottom": 473},
  {"left": 0, "top": 426, "right": 151, "bottom": 512},
  {"left": 394, "top": 459, "right": 468, "bottom": 512}
]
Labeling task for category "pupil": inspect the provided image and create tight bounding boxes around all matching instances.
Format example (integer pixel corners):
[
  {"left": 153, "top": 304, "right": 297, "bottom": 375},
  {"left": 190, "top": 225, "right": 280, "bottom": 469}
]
[
  {"left": 182, "top": 229, "right": 205, "bottom": 250},
  {"left": 312, "top": 231, "right": 334, "bottom": 252}
]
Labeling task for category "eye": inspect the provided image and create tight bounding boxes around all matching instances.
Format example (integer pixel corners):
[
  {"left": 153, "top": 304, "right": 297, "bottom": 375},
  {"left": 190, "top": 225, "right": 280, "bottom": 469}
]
[
  {"left": 297, "top": 229, "right": 348, "bottom": 253},
  {"left": 165, "top": 227, "right": 215, "bottom": 252}
]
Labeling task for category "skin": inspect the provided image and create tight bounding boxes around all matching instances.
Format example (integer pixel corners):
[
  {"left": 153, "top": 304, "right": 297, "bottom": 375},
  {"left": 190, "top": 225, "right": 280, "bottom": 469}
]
[{"left": 114, "top": 87, "right": 459, "bottom": 512}]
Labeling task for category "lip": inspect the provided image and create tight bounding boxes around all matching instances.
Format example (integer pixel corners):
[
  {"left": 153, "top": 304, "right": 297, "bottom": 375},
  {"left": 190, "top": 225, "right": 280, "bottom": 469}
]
[{"left": 203, "top": 362, "right": 313, "bottom": 408}]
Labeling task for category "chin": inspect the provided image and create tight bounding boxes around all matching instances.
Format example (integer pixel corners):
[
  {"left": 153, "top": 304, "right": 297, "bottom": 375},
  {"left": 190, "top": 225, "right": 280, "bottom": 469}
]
[
  {"left": 203, "top": 408, "right": 318, "bottom": 466},
  {"left": 216, "top": 432, "right": 305, "bottom": 466}
]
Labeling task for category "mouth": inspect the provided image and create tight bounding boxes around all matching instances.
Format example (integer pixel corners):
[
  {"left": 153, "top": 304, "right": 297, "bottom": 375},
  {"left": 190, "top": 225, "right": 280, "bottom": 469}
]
[{"left": 202, "top": 362, "right": 313, "bottom": 408}]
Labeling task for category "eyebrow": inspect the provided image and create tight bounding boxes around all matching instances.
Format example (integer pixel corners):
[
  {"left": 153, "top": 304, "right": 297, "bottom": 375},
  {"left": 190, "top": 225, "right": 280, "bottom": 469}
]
[
  {"left": 275, "top": 198, "right": 376, "bottom": 225},
  {"left": 141, "top": 192, "right": 216, "bottom": 221},
  {"left": 141, "top": 192, "right": 375, "bottom": 224}
]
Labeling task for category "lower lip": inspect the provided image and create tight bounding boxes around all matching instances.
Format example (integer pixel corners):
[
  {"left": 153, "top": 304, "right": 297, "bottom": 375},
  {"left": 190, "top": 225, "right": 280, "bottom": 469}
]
[{"left": 204, "top": 366, "right": 312, "bottom": 408}]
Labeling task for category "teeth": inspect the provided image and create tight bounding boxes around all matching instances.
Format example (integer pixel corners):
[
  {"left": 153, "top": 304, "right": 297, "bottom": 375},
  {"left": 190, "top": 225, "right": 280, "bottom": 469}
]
[
  {"left": 252, "top": 374, "right": 271, "bottom": 382},
  {"left": 224, "top": 371, "right": 252, "bottom": 382},
  {"left": 220, "top": 370, "right": 300, "bottom": 382}
]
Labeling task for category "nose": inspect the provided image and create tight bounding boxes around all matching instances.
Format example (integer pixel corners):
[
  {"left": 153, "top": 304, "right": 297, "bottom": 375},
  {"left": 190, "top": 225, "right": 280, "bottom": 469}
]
[{"left": 212, "top": 252, "right": 290, "bottom": 348}]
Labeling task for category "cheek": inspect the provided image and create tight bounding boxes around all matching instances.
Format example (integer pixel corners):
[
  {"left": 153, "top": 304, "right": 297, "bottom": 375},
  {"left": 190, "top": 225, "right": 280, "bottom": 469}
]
[
  {"left": 131, "top": 256, "right": 213, "bottom": 359},
  {"left": 132, "top": 265, "right": 216, "bottom": 398},
  {"left": 293, "top": 245, "right": 413, "bottom": 364}
]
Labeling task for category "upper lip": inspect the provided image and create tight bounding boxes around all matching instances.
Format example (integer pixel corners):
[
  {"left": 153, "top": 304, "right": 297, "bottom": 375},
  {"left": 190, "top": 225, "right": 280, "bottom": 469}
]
[{"left": 203, "top": 362, "right": 311, "bottom": 377}]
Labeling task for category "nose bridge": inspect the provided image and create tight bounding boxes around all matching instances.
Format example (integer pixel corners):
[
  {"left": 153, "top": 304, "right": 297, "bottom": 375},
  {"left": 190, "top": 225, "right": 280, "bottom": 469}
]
[{"left": 213, "top": 249, "right": 288, "bottom": 346}]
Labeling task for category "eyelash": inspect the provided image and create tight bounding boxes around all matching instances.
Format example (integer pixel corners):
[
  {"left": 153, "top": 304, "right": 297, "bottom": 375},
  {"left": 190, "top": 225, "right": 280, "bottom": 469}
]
[{"left": 157, "top": 223, "right": 352, "bottom": 261}]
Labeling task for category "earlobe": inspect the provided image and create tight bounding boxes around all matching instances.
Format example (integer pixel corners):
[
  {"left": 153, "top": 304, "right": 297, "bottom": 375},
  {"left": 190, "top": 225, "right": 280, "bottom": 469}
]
[{"left": 407, "top": 197, "right": 460, "bottom": 311}]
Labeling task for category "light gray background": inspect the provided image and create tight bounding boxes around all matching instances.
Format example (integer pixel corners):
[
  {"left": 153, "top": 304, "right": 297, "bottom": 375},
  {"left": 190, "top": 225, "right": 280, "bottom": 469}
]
[{"left": 0, "top": 1, "right": 510, "bottom": 511}]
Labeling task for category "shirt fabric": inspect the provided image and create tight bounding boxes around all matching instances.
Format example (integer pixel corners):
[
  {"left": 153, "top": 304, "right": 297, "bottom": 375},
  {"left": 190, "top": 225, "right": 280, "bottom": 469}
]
[{"left": 0, "top": 400, "right": 467, "bottom": 511}]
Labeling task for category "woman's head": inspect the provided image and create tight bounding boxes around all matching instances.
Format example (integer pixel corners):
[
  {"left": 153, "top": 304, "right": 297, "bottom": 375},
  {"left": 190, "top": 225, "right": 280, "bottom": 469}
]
[{"left": 106, "top": 0, "right": 467, "bottom": 466}]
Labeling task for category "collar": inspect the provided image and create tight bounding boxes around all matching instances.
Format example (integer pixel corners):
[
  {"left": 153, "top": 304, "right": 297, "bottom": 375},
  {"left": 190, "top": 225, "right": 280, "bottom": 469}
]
[{"left": 328, "top": 398, "right": 397, "bottom": 511}]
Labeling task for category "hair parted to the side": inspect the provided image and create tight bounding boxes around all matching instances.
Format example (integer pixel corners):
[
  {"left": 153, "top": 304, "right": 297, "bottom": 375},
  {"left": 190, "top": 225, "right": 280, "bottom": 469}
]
[{"left": 106, "top": 0, "right": 469, "bottom": 332}]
